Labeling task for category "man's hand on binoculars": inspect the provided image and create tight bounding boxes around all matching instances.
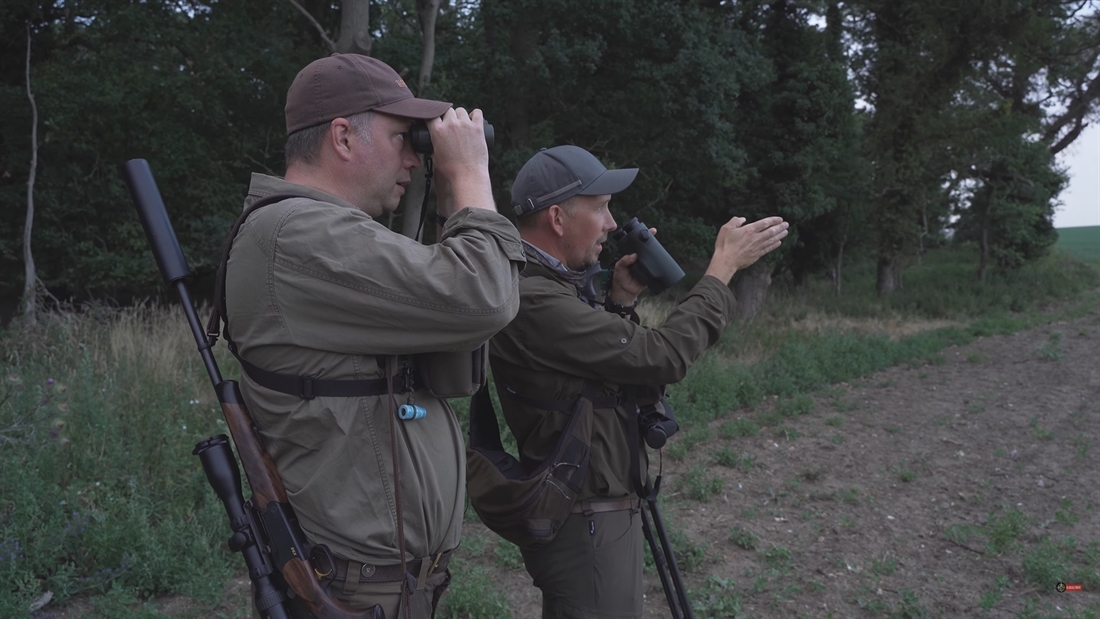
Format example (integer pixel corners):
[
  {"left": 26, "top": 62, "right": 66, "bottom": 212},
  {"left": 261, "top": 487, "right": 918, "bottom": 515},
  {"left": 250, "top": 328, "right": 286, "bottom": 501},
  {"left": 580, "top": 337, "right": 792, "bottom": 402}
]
[
  {"left": 609, "top": 226, "right": 658, "bottom": 305},
  {"left": 427, "top": 107, "right": 494, "bottom": 217}
]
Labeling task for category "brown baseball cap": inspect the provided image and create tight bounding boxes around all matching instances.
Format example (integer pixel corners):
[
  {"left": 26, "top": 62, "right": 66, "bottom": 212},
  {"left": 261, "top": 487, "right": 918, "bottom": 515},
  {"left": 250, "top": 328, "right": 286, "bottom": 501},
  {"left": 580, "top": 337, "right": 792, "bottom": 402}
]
[{"left": 284, "top": 53, "right": 453, "bottom": 134}]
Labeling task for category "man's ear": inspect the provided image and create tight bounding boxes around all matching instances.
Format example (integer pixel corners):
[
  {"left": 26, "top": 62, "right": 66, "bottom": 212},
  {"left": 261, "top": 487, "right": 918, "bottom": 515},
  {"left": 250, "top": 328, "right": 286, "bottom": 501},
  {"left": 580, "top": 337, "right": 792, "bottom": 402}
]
[
  {"left": 328, "top": 118, "right": 354, "bottom": 161},
  {"left": 547, "top": 204, "right": 567, "bottom": 238}
]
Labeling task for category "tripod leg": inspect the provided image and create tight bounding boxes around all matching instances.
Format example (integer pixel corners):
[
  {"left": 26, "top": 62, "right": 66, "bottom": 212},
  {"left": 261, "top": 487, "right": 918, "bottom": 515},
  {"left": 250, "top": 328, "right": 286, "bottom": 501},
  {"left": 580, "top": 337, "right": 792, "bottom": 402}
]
[
  {"left": 641, "top": 502, "right": 684, "bottom": 619},
  {"left": 646, "top": 499, "right": 695, "bottom": 619}
]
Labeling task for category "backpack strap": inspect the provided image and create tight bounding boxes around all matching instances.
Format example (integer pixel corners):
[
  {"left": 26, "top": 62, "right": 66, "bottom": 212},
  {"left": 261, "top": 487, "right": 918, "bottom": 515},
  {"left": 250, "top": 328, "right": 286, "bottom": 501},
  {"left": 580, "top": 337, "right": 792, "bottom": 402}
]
[{"left": 207, "top": 193, "right": 414, "bottom": 400}]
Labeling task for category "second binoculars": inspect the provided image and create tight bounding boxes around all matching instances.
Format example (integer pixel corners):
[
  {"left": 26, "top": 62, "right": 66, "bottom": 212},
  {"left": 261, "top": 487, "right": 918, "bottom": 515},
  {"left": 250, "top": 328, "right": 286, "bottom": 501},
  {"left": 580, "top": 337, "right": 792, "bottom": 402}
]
[{"left": 612, "top": 217, "right": 686, "bottom": 296}]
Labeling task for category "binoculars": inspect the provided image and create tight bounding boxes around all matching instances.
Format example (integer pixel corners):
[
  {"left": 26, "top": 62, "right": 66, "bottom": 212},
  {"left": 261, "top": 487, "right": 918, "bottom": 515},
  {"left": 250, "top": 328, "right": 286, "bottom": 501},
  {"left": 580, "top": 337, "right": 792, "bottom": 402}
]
[
  {"left": 410, "top": 120, "right": 495, "bottom": 155},
  {"left": 639, "top": 399, "right": 680, "bottom": 450},
  {"left": 612, "top": 217, "right": 686, "bottom": 295}
]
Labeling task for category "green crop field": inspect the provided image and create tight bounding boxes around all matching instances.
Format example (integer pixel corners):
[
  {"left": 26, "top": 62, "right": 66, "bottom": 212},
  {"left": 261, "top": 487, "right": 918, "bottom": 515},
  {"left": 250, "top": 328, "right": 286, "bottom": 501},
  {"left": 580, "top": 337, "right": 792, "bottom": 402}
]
[{"left": 1056, "top": 225, "right": 1100, "bottom": 264}]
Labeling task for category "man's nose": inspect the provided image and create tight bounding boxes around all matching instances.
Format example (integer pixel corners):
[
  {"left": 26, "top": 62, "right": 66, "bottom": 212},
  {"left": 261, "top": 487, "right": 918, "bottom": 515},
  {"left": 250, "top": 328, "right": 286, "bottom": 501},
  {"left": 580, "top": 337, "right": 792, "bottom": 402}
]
[{"left": 404, "top": 141, "right": 421, "bottom": 169}]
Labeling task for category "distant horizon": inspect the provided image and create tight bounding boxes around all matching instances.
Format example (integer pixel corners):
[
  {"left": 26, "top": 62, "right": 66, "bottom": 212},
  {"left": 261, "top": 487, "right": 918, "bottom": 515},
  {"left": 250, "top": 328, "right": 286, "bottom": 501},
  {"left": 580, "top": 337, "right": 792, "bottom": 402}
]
[{"left": 1054, "top": 121, "right": 1100, "bottom": 228}]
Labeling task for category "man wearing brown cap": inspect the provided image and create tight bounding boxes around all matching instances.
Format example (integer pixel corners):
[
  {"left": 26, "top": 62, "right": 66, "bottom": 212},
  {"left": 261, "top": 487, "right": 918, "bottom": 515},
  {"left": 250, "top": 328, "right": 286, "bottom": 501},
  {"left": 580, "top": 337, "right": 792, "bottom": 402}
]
[
  {"left": 484, "top": 145, "right": 788, "bottom": 617},
  {"left": 224, "top": 53, "right": 524, "bottom": 617}
]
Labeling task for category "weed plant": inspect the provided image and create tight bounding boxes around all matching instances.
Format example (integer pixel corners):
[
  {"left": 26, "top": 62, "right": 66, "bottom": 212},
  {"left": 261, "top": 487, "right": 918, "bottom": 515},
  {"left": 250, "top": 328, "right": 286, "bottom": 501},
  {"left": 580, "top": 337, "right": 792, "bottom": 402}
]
[
  {"left": 691, "top": 575, "right": 743, "bottom": 618},
  {"left": 435, "top": 557, "right": 513, "bottom": 618},
  {"left": 492, "top": 540, "right": 524, "bottom": 570},
  {"left": 678, "top": 465, "right": 725, "bottom": 502},
  {"left": 729, "top": 526, "right": 758, "bottom": 550},
  {"left": 1022, "top": 538, "right": 1100, "bottom": 590}
]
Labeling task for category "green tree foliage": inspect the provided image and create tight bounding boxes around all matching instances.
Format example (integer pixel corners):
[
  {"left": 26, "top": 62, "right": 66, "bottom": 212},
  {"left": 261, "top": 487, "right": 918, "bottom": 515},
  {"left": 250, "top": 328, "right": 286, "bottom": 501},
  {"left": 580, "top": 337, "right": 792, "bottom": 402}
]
[
  {"left": 848, "top": 0, "right": 1099, "bottom": 294},
  {"left": 722, "top": 1, "right": 869, "bottom": 288},
  {"left": 476, "top": 0, "right": 765, "bottom": 263},
  {"left": 0, "top": 0, "right": 1096, "bottom": 304},
  {"left": 1, "top": 1, "right": 319, "bottom": 300}
]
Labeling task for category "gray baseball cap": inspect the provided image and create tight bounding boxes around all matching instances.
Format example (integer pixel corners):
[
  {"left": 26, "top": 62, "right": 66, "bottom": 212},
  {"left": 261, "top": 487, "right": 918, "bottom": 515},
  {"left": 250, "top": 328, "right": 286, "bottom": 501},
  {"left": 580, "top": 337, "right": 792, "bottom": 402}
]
[{"left": 511, "top": 145, "right": 639, "bottom": 218}]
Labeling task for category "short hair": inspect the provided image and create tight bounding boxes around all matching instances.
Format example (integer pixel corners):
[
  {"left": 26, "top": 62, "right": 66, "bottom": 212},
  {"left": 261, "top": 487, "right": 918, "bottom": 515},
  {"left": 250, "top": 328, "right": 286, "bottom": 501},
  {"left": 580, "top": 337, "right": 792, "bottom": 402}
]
[
  {"left": 285, "top": 111, "right": 374, "bottom": 167},
  {"left": 516, "top": 195, "right": 581, "bottom": 231}
]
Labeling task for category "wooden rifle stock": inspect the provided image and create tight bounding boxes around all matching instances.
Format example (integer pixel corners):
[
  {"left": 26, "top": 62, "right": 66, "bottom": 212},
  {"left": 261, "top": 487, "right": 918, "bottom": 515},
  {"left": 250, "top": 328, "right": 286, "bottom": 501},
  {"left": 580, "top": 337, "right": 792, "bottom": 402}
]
[
  {"left": 217, "top": 384, "right": 380, "bottom": 619},
  {"left": 122, "top": 158, "right": 379, "bottom": 619}
]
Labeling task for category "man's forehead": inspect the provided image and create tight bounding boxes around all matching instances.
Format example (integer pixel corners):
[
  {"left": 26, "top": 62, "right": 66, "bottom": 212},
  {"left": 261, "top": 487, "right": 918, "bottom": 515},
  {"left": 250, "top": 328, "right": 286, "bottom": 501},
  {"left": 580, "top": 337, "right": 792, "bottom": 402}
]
[
  {"left": 374, "top": 111, "right": 415, "bottom": 130},
  {"left": 583, "top": 194, "right": 613, "bottom": 207}
]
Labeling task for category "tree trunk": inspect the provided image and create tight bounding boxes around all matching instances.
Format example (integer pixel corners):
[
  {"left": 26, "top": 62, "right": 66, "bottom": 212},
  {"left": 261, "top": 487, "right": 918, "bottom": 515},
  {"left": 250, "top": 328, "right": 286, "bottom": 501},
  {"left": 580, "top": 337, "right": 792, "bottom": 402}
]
[
  {"left": 415, "top": 0, "right": 440, "bottom": 96},
  {"left": 400, "top": 0, "right": 442, "bottom": 241},
  {"left": 731, "top": 264, "right": 772, "bottom": 324},
  {"left": 833, "top": 240, "right": 844, "bottom": 297},
  {"left": 978, "top": 221, "right": 990, "bottom": 284},
  {"left": 22, "top": 25, "right": 38, "bottom": 327},
  {"left": 876, "top": 255, "right": 900, "bottom": 296},
  {"left": 335, "top": 0, "right": 371, "bottom": 55}
]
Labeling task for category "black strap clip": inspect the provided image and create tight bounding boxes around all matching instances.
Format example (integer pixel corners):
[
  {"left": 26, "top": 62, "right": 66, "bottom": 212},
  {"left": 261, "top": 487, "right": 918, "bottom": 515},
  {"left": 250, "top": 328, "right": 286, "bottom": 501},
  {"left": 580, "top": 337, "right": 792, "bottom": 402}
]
[
  {"left": 398, "top": 364, "right": 416, "bottom": 393},
  {"left": 300, "top": 378, "right": 315, "bottom": 401}
]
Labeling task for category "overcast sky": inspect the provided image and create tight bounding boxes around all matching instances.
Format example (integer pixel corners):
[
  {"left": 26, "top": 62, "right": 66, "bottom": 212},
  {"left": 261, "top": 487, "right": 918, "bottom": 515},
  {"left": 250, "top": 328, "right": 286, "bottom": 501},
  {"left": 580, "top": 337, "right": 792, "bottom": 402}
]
[{"left": 1055, "top": 122, "right": 1100, "bottom": 229}]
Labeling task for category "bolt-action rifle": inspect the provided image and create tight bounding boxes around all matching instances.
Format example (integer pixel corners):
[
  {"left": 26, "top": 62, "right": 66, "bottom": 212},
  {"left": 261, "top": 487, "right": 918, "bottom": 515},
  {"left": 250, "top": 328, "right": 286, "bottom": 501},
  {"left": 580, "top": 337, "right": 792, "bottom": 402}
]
[{"left": 122, "top": 159, "right": 380, "bottom": 619}]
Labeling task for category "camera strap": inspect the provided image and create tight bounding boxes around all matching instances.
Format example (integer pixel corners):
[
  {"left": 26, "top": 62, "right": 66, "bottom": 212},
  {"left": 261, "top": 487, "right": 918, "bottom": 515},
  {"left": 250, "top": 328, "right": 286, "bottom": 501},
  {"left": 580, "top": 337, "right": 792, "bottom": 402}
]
[
  {"left": 623, "top": 387, "right": 659, "bottom": 502},
  {"left": 413, "top": 155, "right": 434, "bottom": 242}
]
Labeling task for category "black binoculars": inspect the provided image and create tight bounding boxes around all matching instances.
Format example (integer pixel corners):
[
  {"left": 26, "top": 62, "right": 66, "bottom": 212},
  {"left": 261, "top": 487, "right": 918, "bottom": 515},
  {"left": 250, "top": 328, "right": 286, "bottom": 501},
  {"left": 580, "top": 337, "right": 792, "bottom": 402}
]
[
  {"left": 639, "top": 399, "right": 680, "bottom": 450},
  {"left": 409, "top": 120, "right": 495, "bottom": 155},
  {"left": 612, "top": 217, "right": 686, "bottom": 295}
]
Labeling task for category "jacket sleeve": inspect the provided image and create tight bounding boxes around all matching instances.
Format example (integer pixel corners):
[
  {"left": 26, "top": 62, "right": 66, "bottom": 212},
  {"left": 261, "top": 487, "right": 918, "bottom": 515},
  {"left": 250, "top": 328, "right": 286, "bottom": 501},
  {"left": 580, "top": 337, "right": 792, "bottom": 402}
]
[
  {"left": 248, "top": 202, "right": 524, "bottom": 355},
  {"left": 513, "top": 275, "right": 737, "bottom": 386}
]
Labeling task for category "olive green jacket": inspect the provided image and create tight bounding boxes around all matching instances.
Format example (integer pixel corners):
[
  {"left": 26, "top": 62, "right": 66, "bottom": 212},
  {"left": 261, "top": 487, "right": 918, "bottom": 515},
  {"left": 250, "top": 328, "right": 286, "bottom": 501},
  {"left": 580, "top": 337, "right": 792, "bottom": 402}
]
[
  {"left": 488, "top": 244, "right": 737, "bottom": 501},
  {"left": 226, "top": 173, "right": 524, "bottom": 565}
]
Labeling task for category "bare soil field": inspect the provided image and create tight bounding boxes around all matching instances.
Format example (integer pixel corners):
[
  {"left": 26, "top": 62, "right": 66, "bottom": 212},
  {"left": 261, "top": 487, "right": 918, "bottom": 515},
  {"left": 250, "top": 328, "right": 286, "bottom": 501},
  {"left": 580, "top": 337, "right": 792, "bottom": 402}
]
[{"left": 459, "top": 302, "right": 1099, "bottom": 618}]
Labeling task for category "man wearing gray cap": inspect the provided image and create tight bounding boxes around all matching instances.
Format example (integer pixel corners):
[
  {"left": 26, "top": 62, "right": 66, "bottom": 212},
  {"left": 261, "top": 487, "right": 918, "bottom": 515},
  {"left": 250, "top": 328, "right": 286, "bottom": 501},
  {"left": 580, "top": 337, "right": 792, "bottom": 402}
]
[
  {"left": 223, "top": 53, "right": 524, "bottom": 617},
  {"left": 486, "top": 145, "right": 787, "bottom": 617}
]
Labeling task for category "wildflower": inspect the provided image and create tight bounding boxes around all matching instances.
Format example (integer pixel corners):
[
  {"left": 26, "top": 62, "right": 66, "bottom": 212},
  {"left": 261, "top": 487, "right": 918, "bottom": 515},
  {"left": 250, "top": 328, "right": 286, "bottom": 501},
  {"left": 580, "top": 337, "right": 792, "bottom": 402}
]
[
  {"left": 57, "top": 403, "right": 69, "bottom": 413},
  {"left": 47, "top": 378, "right": 55, "bottom": 384}
]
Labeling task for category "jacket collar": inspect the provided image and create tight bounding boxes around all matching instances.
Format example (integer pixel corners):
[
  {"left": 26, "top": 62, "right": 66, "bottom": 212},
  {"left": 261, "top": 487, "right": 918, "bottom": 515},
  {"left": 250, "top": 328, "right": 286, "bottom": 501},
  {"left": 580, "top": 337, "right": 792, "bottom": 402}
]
[
  {"left": 245, "top": 173, "right": 361, "bottom": 214},
  {"left": 522, "top": 241, "right": 605, "bottom": 307}
]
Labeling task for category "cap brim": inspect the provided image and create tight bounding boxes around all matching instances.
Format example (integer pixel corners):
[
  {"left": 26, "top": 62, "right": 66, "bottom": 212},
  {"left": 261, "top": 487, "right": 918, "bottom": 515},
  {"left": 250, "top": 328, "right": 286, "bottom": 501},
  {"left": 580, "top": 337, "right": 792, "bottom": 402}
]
[
  {"left": 373, "top": 97, "right": 453, "bottom": 120},
  {"left": 580, "top": 168, "right": 638, "bottom": 196}
]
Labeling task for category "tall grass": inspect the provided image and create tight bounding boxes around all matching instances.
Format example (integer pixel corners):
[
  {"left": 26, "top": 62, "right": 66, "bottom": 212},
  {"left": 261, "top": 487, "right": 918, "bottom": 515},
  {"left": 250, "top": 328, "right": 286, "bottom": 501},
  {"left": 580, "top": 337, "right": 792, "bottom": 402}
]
[{"left": 0, "top": 305, "right": 241, "bottom": 618}]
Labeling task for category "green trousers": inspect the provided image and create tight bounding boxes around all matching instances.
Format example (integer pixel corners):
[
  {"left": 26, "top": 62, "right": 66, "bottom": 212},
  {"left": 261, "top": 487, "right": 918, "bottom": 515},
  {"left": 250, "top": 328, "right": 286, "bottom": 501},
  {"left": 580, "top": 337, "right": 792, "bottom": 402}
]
[{"left": 520, "top": 507, "right": 644, "bottom": 619}]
